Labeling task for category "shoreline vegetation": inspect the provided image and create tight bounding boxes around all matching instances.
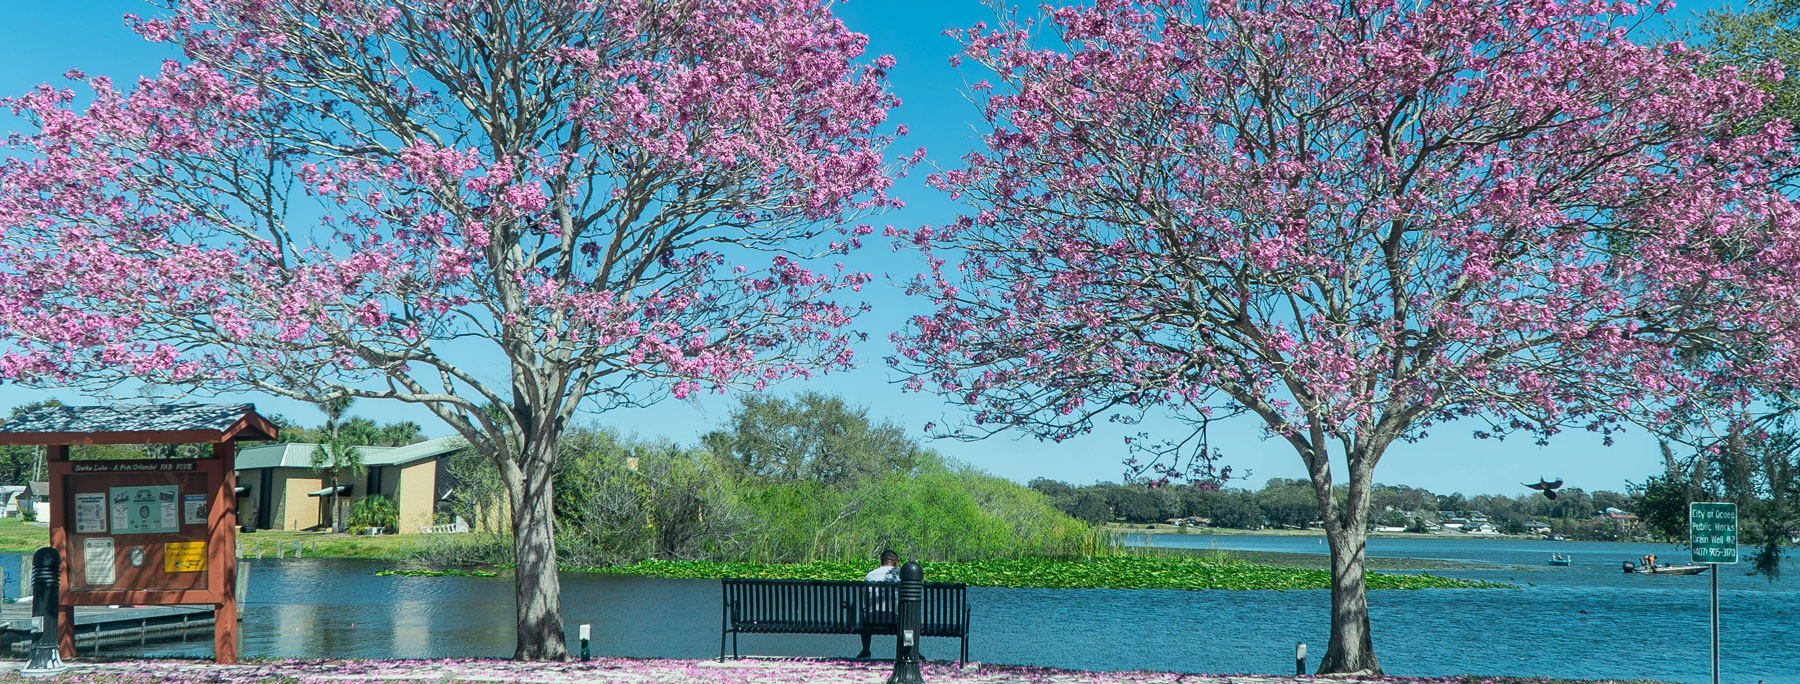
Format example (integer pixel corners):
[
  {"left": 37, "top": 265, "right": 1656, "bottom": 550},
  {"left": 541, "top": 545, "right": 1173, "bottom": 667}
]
[
  {"left": 0, "top": 514, "right": 1506, "bottom": 590},
  {"left": 373, "top": 544, "right": 1509, "bottom": 590},
  {"left": 581, "top": 556, "right": 1510, "bottom": 591},
  {"left": 5, "top": 518, "right": 1519, "bottom": 589},
  {"left": 0, "top": 518, "right": 1551, "bottom": 588}
]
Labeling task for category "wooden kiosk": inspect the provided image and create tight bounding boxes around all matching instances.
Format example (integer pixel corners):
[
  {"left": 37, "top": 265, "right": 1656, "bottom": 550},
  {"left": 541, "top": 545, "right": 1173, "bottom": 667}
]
[{"left": 0, "top": 404, "right": 276, "bottom": 663}]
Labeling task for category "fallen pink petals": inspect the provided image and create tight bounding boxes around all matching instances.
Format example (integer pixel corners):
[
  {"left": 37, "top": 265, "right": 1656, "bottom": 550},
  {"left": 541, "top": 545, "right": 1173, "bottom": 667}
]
[{"left": 0, "top": 658, "right": 1669, "bottom": 684}]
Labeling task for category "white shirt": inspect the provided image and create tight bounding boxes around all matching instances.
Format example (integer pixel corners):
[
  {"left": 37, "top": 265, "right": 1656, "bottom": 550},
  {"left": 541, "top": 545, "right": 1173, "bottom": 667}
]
[
  {"left": 865, "top": 564, "right": 900, "bottom": 612},
  {"left": 866, "top": 565, "right": 900, "bottom": 583}
]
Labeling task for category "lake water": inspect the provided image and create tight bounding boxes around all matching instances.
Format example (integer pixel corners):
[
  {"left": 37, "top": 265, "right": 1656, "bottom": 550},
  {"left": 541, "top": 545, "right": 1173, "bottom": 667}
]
[{"left": 3, "top": 535, "right": 1791, "bottom": 683}]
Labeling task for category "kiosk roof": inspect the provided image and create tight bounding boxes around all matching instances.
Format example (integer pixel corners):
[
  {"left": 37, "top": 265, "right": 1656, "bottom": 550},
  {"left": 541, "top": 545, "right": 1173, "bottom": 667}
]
[{"left": 0, "top": 403, "right": 278, "bottom": 445}]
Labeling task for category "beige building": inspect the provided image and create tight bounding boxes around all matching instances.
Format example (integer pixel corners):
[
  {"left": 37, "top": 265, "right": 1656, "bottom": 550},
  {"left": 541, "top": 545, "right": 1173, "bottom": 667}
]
[{"left": 234, "top": 436, "right": 464, "bottom": 534}]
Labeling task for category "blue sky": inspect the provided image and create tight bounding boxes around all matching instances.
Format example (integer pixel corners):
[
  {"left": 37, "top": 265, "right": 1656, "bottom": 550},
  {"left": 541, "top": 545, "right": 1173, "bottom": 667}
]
[{"left": 0, "top": 0, "right": 1745, "bottom": 496}]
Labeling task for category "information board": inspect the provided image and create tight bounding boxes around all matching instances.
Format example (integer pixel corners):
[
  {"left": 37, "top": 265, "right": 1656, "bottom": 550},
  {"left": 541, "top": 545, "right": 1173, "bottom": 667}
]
[
  {"left": 82, "top": 537, "right": 115, "bottom": 585},
  {"left": 163, "top": 541, "right": 207, "bottom": 572},
  {"left": 109, "top": 485, "right": 179, "bottom": 534},
  {"left": 73, "top": 492, "right": 108, "bottom": 534},
  {"left": 1690, "top": 501, "right": 1739, "bottom": 564},
  {"left": 183, "top": 494, "right": 207, "bottom": 525}
]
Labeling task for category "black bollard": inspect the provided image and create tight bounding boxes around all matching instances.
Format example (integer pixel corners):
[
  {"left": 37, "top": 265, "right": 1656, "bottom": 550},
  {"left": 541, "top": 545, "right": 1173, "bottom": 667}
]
[
  {"left": 887, "top": 561, "right": 925, "bottom": 684},
  {"left": 580, "top": 623, "right": 591, "bottom": 662},
  {"left": 1295, "top": 642, "right": 1306, "bottom": 675},
  {"left": 22, "top": 546, "right": 64, "bottom": 676}
]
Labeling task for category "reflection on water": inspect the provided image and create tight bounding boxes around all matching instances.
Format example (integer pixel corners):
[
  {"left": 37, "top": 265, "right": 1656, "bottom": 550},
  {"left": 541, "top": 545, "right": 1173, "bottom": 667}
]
[{"left": 5, "top": 535, "right": 1792, "bottom": 684}]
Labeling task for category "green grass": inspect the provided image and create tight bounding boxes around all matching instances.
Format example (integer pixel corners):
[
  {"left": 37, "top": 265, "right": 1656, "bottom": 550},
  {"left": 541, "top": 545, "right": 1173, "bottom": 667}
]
[
  {"left": 585, "top": 556, "right": 1511, "bottom": 590},
  {"left": 0, "top": 518, "right": 51, "bottom": 553},
  {"left": 223, "top": 529, "right": 423, "bottom": 560},
  {"left": 0, "top": 519, "right": 422, "bottom": 560}
]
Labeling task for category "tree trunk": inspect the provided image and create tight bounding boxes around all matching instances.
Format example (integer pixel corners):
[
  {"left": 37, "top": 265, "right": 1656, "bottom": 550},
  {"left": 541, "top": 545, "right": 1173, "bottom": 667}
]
[
  {"left": 510, "top": 457, "right": 568, "bottom": 660},
  {"left": 1318, "top": 524, "right": 1379, "bottom": 673},
  {"left": 1307, "top": 445, "right": 1381, "bottom": 676}
]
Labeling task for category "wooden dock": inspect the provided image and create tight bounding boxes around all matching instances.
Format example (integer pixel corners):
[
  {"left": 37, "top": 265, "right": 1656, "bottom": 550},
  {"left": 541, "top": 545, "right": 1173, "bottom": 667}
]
[{"left": 0, "top": 603, "right": 217, "bottom": 652}]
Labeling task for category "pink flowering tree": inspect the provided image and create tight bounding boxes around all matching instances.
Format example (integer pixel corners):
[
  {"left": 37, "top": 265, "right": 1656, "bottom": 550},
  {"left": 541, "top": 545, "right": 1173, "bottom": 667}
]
[
  {"left": 896, "top": 0, "right": 1800, "bottom": 673},
  {"left": 0, "top": 0, "right": 908, "bottom": 659}
]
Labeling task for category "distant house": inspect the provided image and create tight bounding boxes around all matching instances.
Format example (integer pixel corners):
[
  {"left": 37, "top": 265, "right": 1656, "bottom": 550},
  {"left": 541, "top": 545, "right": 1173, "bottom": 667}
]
[
  {"left": 1443, "top": 516, "right": 1469, "bottom": 530},
  {"left": 0, "top": 485, "right": 23, "bottom": 518},
  {"left": 1598, "top": 507, "right": 1642, "bottom": 536},
  {"left": 22, "top": 481, "right": 49, "bottom": 522},
  {"left": 1467, "top": 511, "right": 1490, "bottom": 523},
  {"left": 234, "top": 436, "right": 465, "bottom": 534},
  {"left": 1523, "top": 520, "right": 1552, "bottom": 535},
  {"left": 1464, "top": 521, "right": 1501, "bottom": 534}
]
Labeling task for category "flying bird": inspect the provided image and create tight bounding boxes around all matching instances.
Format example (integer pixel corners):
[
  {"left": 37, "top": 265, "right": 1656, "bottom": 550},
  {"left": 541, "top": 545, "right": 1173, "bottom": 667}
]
[{"left": 1523, "top": 478, "right": 1564, "bottom": 500}]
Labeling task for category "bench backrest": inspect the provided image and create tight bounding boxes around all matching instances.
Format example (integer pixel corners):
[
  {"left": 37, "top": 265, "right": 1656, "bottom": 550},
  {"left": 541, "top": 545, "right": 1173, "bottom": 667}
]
[
  {"left": 722, "top": 579, "right": 865, "bottom": 632},
  {"left": 722, "top": 578, "right": 969, "bottom": 635},
  {"left": 920, "top": 583, "right": 968, "bottom": 636}
]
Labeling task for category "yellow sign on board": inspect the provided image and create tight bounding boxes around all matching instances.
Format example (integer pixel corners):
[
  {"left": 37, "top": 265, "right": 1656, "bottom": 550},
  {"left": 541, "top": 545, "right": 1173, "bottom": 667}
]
[{"left": 163, "top": 541, "right": 207, "bottom": 572}]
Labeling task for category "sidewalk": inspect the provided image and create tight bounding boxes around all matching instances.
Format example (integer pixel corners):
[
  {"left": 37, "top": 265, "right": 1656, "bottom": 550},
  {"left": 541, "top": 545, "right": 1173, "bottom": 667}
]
[
  {"left": 0, "top": 658, "right": 1199, "bottom": 684},
  {"left": 0, "top": 658, "right": 1644, "bottom": 684}
]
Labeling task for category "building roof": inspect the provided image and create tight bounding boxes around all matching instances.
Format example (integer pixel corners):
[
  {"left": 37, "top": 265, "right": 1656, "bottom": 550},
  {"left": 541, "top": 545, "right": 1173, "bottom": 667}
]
[
  {"left": 234, "top": 443, "right": 319, "bottom": 469},
  {"left": 0, "top": 404, "right": 277, "bottom": 445},
  {"left": 236, "top": 436, "right": 466, "bottom": 470},
  {"left": 27, "top": 481, "right": 48, "bottom": 497}
]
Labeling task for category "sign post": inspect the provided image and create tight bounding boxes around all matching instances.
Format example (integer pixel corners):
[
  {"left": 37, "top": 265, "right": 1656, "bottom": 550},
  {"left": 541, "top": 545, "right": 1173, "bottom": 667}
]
[{"left": 1690, "top": 502, "right": 1738, "bottom": 684}]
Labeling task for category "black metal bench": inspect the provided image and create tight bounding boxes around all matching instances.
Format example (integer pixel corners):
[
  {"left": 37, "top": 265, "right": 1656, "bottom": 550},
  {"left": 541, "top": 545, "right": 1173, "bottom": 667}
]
[{"left": 719, "top": 577, "right": 970, "bottom": 663}]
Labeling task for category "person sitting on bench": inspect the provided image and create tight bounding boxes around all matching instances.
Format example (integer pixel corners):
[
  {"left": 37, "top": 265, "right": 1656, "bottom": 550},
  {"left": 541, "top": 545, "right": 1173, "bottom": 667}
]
[{"left": 856, "top": 549, "right": 901, "bottom": 659}]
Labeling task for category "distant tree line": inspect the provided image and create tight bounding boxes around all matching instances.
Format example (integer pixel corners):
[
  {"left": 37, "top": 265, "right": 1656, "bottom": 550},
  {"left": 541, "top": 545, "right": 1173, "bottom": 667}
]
[{"left": 1029, "top": 477, "right": 1650, "bottom": 541}]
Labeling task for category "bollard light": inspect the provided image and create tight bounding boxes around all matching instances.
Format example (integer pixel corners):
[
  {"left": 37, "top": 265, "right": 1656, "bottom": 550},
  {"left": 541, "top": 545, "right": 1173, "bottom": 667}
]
[
  {"left": 580, "top": 623, "right": 591, "bottom": 662},
  {"left": 22, "top": 547, "right": 64, "bottom": 676},
  {"left": 887, "top": 561, "right": 925, "bottom": 684},
  {"left": 1295, "top": 642, "right": 1306, "bottom": 676}
]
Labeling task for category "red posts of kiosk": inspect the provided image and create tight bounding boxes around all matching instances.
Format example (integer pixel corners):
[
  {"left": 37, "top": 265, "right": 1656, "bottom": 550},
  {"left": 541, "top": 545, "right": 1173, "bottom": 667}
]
[{"left": 0, "top": 404, "right": 275, "bottom": 664}]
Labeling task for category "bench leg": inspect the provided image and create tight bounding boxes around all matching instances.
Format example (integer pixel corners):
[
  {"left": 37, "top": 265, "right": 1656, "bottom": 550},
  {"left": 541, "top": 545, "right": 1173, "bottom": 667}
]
[
  {"left": 719, "top": 628, "right": 726, "bottom": 662},
  {"left": 961, "top": 634, "right": 968, "bottom": 665}
]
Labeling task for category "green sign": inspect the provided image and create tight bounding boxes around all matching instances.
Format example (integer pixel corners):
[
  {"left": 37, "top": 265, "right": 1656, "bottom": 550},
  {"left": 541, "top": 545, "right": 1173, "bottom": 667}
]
[
  {"left": 109, "top": 485, "right": 179, "bottom": 535},
  {"left": 1690, "top": 502, "right": 1739, "bottom": 565}
]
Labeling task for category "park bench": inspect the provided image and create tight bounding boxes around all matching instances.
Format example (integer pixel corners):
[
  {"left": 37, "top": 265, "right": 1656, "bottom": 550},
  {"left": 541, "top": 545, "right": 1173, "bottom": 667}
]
[{"left": 719, "top": 577, "right": 970, "bottom": 663}]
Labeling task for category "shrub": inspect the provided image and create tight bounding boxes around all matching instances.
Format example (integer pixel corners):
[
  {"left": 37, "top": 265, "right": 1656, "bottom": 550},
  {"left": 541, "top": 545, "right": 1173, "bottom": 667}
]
[{"left": 347, "top": 494, "right": 399, "bottom": 533}]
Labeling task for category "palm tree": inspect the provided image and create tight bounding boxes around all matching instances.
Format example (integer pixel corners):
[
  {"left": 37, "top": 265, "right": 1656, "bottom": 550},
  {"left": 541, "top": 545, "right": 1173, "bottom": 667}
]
[
  {"left": 378, "top": 421, "right": 424, "bottom": 446},
  {"left": 311, "top": 437, "right": 365, "bottom": 532},
  {"left": 312, "top": 395, "right": 362, "bottom": 531}
]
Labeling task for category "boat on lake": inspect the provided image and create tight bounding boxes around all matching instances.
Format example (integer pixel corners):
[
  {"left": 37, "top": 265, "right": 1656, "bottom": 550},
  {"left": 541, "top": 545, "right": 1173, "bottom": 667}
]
[
  {"left": 1548, "top": 553, "right": 1571, "bottom": 566},
  {"left": 1622, "top": 560, "right": 1709, "bottom": 575}
]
